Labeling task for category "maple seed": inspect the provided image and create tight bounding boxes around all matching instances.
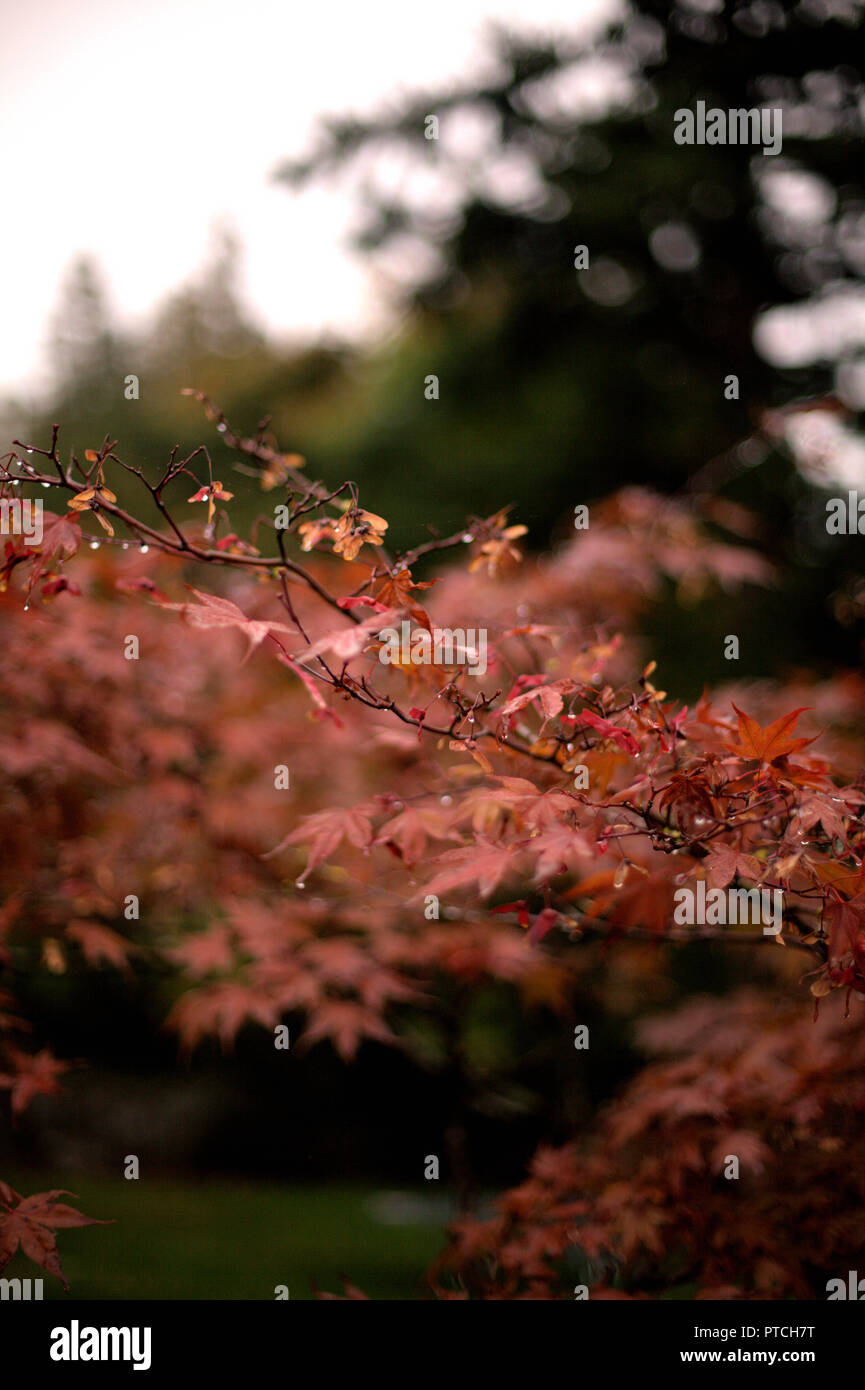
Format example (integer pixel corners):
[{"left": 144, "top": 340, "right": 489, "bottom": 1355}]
[
  {"left": 326, "top": 508, "right": 389, "bottom": 561},
  {"left": 67, "top": 481, "right": 118, "bottom": 538},
  {"left": 188, "top": 482, "right": 234, "bottom": 527}
]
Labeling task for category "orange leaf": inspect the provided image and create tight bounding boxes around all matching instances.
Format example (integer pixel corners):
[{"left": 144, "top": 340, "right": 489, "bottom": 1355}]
[{"left": 729, "top": 705, "right": 815, "bottom": 765}]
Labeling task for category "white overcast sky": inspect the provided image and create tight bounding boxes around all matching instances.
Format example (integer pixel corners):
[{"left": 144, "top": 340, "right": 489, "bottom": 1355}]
[{"left": 0, "top": 0, "right": 618, "bottom": 397}]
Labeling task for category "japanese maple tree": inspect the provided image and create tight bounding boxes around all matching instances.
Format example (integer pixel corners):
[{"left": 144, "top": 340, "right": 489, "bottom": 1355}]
[{"left": 1, "top": 394, "right": 863, "bottom": 1298}]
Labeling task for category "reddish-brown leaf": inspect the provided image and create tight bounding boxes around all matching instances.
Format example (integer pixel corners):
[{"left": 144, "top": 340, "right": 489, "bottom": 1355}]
[
  {"left": 729, "top": 705, "right": 815, "bottom": 765},
  {"left": 0, "top": 1187, "right": 110, "bottom": 1291}
]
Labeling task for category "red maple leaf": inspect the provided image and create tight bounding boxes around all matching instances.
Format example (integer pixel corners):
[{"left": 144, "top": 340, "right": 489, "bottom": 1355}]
[
  {"left": 27, "top": 511, "right": 81, "bottom": 560},
  {"left": 157, "top": 587, "right": 295, "bottom": 661},
  {"left": 336, "top": 595, "right": 390, "bottom": 613},
  {"left": 702, "top": 845, "right": 762, "bottom": 889},
  {"left": 301, "top": 608, "right": 400, "bottom": 664},
  {"left": 528, "top": 825, "right": 593, "bottom": 882},
  {"left": 420, "top": 842, "right": 527, "bottom": 900},
  {"left": 263, "top": 803, "right": 376, "bottom": 877},
  {"left": 374, "top": 806, "right": 454, "bottom": 864},
  {"left": 65, "top": 920, "right": 138, "bottom": 973},
  {"left": 572, "top": 709, "right": 640, "bottom": 755},
  {"left": 297, "top": 1000, "right": 396, "bottom": 1061},
  {"left": 795, "top": 790, "right": 859, "bottom": 844},
  {"left": 500, "top": 678, "right": 576, "bottom": 723},
  {"left": 167, "top": 982, "right": 278, "bottom": 1054},
  {"left": 166, "top": 924, "right": 236, "bottom": 978},
  {"left": 0, "top": 1182, "right": 110, "bottom": 1290},
  {"left": 0, "top": 1047, "right": 71, "bottom": 1118}
]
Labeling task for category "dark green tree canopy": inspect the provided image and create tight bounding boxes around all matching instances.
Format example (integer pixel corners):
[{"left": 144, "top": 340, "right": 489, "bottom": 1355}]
[{"left": 277, "top": 0, "right": 865, "bottom": 505}]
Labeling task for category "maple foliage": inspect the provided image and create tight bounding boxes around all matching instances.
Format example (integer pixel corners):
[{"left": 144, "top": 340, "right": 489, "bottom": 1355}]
[
  {"left": 0, "top": 1048, "right": 71, "bottom": 1119},
  {"left": 1, "top": 397, "right": 864, "bottom": 1295},
  {"left": 432, "top": 990, "right": 865, "bottom": 1300}
]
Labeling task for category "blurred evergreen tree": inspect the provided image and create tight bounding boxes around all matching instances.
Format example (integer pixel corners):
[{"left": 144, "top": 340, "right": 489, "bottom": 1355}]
[
  {"left": 277, "top": 2, "right": 864, "bottom": 527},
  {"left": 47, "top": 255, "right": 127, "bottom": 421},
  {"left": 149, "top": 228, "right": 265, "bottom": 374}
]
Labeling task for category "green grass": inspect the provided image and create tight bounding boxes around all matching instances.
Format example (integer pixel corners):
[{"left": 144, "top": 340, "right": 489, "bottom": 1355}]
[{"left": 2, "top": 1174, "right": 451, "bottom": 1300}]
